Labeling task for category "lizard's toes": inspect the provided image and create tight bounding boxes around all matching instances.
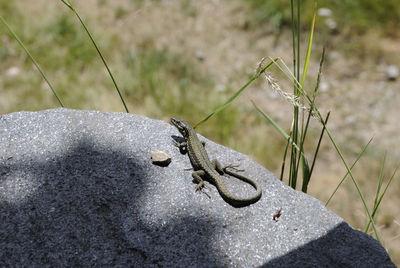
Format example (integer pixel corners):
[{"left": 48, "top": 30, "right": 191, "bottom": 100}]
[{"left": 195, "top": 185, "right": 203, "bottom": 192}]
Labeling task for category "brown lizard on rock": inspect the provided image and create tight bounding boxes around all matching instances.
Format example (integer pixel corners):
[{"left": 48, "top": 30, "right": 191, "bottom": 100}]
[{"left": 171, "top": 118, "right": 262, "bottom": 207}]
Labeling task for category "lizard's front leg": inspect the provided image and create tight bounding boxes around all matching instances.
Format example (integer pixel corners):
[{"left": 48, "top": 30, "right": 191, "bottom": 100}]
[{"left": 173, "top": 140, "right": 188, "bottom": 154}]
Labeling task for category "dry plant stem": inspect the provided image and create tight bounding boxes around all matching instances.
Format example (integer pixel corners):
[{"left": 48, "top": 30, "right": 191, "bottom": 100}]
[{"left": 264, "top": 73, "right": 308, "bottom": 111}]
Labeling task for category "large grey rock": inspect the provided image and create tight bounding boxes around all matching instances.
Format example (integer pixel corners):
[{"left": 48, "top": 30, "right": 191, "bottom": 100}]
[{"left": 0, "top": 108, "right": 395, "bottom": 267}]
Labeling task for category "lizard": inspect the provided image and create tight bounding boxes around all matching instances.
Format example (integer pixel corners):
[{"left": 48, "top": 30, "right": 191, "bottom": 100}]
[{"left": 170, "top": 117, "right": 262, "bottom": 207}]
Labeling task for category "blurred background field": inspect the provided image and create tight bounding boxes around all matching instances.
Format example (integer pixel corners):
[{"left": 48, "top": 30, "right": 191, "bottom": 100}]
[{"left": 1, "top": 0, "right": 399, "bottom": 264}]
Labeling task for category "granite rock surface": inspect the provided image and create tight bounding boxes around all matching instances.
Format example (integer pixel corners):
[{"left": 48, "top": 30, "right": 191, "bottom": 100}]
[{"left": 0, "top": 108, "right": 395, "bottom": 267}]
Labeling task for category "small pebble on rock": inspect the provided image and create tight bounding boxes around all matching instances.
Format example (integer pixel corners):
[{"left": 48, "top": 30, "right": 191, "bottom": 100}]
[{"left": 151, "top": 150, "right": 171, "bottom": 167}]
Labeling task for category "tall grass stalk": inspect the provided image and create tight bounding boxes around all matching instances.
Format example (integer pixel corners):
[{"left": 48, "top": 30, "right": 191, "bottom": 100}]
[
  {"left": 285, "top": 3, "right": 318, "bottom": 191},
  {"left": 61, "top": 0, "right": 129, "bottom": 113},
  {"left": 201, "top": 0, "right": 383, "bottom": 242},
  {"left": 264, "top": 50, "right": 380, "bottom": 242},
  {"left": 264, "top": 34, "right": 380, "bottom": 243}
]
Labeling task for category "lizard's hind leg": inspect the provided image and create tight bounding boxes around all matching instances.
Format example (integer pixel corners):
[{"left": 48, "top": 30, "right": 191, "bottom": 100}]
[{"left": 211, "top": 159, "right": 244, "bottom": 175}]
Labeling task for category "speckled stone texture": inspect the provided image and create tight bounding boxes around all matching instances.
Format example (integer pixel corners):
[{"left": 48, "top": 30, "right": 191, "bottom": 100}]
[{"left": 0, "top": 108, "right": 395, "bottom": 267}]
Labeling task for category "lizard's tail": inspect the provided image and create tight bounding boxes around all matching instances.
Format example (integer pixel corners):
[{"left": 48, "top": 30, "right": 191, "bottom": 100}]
[{"left": 219, "top": 168, "right": 262, "bottom": 207}]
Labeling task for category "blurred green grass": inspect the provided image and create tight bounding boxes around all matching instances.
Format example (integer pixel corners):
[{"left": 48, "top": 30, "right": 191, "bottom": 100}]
[
  {"left": 1, "top": 0, "right": 398, "bottom": 164},
  {"left": 246, "top": 0, "right": 400, "bottom": 35},
  {"left": 0, "top": 0, "right": 244, "bottom": 145}
]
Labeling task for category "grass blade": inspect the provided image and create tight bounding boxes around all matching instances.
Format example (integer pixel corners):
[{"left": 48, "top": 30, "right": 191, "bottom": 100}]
[
  {"left": 252, "top": 101, "right": 300, "bottom": 151},
  {"left": 302, "top": 111, "right": 330, "bottom": 193},
  {"left": 269, "top": 52, "right": 379, "bottom": 240},
  {"left": 290, "top": 3, "right": 317, "bottom": 191},
  {"left": 280, "top": 137, "right": 290, "bottom": 181},
  {"left": 300, "top": 3, "right": 317, "bottom": 87},
  {"left": 308, "top": 112, "right": 329, "bottom": 178},
  {"left": 325, "top": 137, "right": 373, "bottom": 206},
  {"left": 299, "top": 49, "right": 326, "bottom": 192},
  {"left": 195, "top": 58, "right": 278, "bottom": 128},
  {"left": 0, "top": 15, "right": 64, "bottom": 107},
  {"left": 324, "top": 128, "right": 380, "bottom": 241},
  {"left": 365, "top": 162, "right": 399, "bottom": 232},
  {"left": 61, "top": 0, "right": 129, "bottom": 113},
  {"left": 291, "top": 0, "right": 296, "bottom": 79},
  {"left": 373, "top": 153, "right": 387, "bottom": 210},
  {"left": 300, "top": 155, "right": 310, "bottom": 192},
  {"left": 264, "top": 68, "right": 378, "bottom": 240}
]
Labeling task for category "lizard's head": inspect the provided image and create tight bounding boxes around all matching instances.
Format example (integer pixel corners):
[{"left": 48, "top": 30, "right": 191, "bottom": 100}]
[{"left": 170, "top": 117, "right": 191, "bottom": 138}]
